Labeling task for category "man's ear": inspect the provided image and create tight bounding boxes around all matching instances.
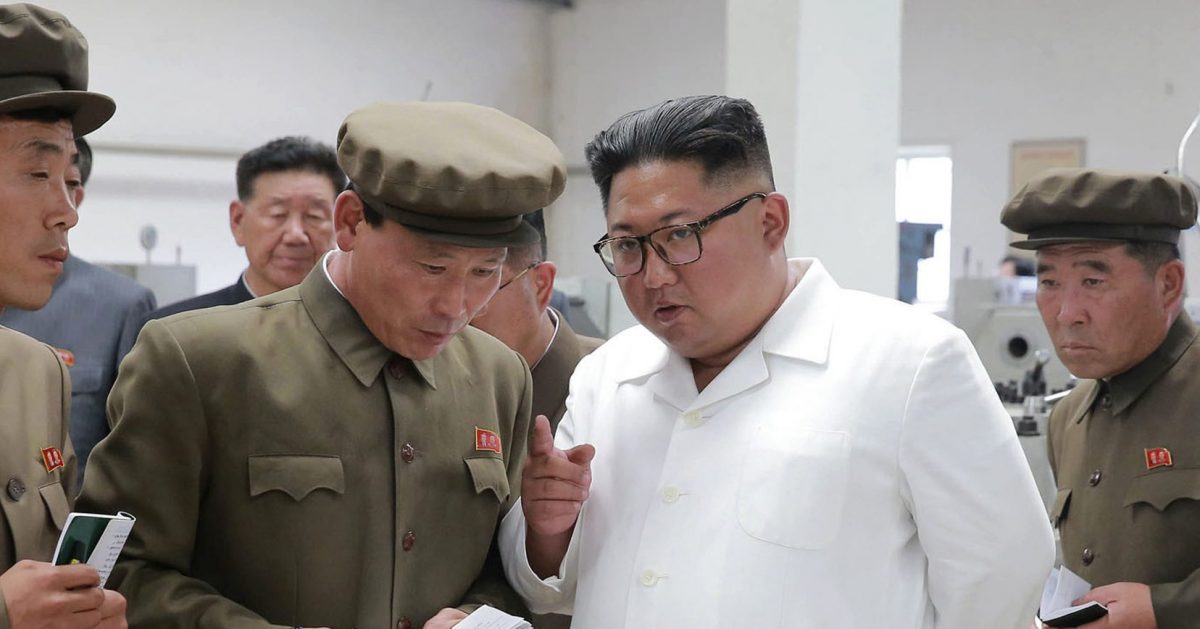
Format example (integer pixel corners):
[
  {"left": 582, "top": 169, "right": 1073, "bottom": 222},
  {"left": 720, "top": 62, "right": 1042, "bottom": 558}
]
[
  {"left": 333, "top": 190, "right": 366, "bottom": 252},
  {"left": 532, "top": 261, "right": 557, "bottom": 312},
  {"left": 1159, "top": 259, "right": 1187, "bottom": 313},
  {"left": 760, "top": 192, "right": 790, "bottom": 252},
  {"left": 229, "top": 200, "right": 247, "bottom": 247}
]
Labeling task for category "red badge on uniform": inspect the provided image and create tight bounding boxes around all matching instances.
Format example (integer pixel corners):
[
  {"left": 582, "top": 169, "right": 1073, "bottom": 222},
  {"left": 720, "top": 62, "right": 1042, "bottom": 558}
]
[
  {"left": 53, "top": 347, "right": 75, "bottom": 367},
  {"left": 475, "top": 427, "right": 502, "bottom": 454},
  {"left": 1145, "top": 447, "right": 1173, "bottom": 470},
  {"left": 41, "top": 447, "right": 64, "bottom": 473}
]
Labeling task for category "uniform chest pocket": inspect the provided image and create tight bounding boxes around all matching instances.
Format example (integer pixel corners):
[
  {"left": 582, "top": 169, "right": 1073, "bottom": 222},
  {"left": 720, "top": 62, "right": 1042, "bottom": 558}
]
[
  {"left": 1123, "top": 467, "right": 1200, "bottom": 511},
  {"left": 248, "top": 455, "right": 344, "bottom": 501},
  {"left": 1051, "top": 488, "right": 1072, "bottom": 528},
  {"left": 464, "top": 456, "right": 510, "bottom": 504},
  {"left": 737, "top": 427, "right": 851, "bottom": 550}
]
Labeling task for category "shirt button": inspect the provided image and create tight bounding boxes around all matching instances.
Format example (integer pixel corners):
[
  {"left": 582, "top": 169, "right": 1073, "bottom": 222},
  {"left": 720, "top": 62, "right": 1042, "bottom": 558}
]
[
  {"left": 397, "top": 617, "right": 413, "bottom": 629},
  {"left": 6, "top": 478, "right": 24, "bottom": 501},
  {"left": 639, "top": 569, "right": 659, "bottom": 587},
  {"left": 388, "top": 360, "right": 407, "bottom": 380},
  {"left": 402, "top": 531, "right": 416, "bottom": 551},
  {"left": 683, "top": 411, "right": 703, "bottom": 427},
  {"left": 1088, "top": 469, "right": 1102, "bottom": 487},
  {"left": 661, "top": 486, "right": 681, "bottom": 504},
  {"left": 400, "top": 443, "right": 416, "bottom": 464},
  {"left": 1100, "top": 395, "right": 1112, "bottom": 410},
  {"left": 1082, "top": 547, "right": 1095, "bottom": 566}
]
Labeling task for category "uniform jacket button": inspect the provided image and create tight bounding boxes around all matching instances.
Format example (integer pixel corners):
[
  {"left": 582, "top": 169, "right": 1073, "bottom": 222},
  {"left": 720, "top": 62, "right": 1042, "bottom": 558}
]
[
  {"left": 1088, "top": 469, "right": 1102, "bottom": 486},
  {"left": 6, "top": 477, "right": 25, "bottom": 501},
  {"left": 402, "top": 530, "right": 416, "bottom": 551},
  {"left": 400, "top": 443, "right": 416, "bottom": 463},
  {"left": 1082, "top": 547, "right": 1095, "bottom": 566},
  {"left": 1100, "top": 395, "right": 1112, "bottom": 410},
  {"left": 388, "top": 361, "right": 407, "bottom": 380},
  {"left": 397, "top": 617, "right": 413, "bottom": 629}
]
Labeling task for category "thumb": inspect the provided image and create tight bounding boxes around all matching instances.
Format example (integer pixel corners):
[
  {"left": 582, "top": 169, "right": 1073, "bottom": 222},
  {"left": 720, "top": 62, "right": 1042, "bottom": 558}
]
[
  {"left": 566, "top": 443, "right": 596, "bottom": 467},
  {"left": 1072, "top": 586, "right": 1107, "bottom": 607},
  {"left": 528, "top": 414, "right": 555, "bottom": 459}
]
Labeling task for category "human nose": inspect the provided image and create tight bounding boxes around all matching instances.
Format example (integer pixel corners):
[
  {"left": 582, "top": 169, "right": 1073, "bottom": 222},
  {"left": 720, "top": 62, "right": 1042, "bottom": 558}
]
[
  {"left": 1053, "top": 286, "right": 1089, "bottom": 326},
  {"left": 431, "top": 276, "right": 469, "bottom": 320},
  {"left": 281, "top": 213, "right": 308, "bottom": 244},
  {"left": 47, "top": 179, "right": 78, "bottom": 231},
  {"left": 641, "top": 243, "right": 677, "bottom": 289}
]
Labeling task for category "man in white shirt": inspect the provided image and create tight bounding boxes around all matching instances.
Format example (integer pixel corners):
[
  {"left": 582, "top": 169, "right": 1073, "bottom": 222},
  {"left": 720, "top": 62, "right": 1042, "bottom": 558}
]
[{"left": 500, "top": 95, "right": 1054, "bottom": 628}]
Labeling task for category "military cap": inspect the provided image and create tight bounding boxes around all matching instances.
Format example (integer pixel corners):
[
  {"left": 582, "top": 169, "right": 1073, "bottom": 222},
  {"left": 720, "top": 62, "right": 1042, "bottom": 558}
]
[
  {"left": 1001, "top": 168, "right": 1198, "bottom": 250},
  {"left": 0, "top": 4, "right": 114, "bottom": 136},
  {"left": 337, "top": 101, "right": 566, "bottom": 248}
]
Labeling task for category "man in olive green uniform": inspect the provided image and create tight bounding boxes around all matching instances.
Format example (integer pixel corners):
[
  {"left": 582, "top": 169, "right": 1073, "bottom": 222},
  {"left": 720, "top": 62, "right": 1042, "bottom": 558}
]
[
  {"left": 471, "top": 210, "right": 603, "bottom": 430},
  {"left": 79, "top": 102, "right": 567, "bottom": 628},
  {"left": 0, "top": 4, "right": 126, "bottom": 627},
  {"left": 1001, "top": 168, "right": 1200, "bottom": 629}
]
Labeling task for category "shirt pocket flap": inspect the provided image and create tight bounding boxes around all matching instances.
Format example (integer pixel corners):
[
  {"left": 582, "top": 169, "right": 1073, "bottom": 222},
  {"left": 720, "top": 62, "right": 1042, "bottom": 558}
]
[
  {"left": 69, "top": 365, "right": 104, "bottom": 395},
  {"left": 248, "top": 455, "right": 345, "bottom": 501},
  {"left": 464, "top": 456, "right": 510, "bottom": 503},
  {"left": 38, "top": 482, "right": 70, "bottom": 531},
  {"left": 1123, "top": 467, "right": 1200, "bottom": 511},
  {"left": 1050, "top": 488, "right": 1071, "bottom": 527}
]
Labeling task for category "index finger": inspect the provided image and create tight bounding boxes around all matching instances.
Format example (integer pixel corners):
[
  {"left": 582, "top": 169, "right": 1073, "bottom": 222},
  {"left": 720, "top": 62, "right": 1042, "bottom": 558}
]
[
  {"left": 49, "top": 563, "right": 101, "bottom": 589},
  {"left": 528, "top": 414, "right": 556, "bottom": 459}
]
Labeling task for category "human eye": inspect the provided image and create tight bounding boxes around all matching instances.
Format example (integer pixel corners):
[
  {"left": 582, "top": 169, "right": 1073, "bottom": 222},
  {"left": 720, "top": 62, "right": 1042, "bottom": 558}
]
[
  {"left": 665, "top": 226, "right": 694, "bottom": 242},
  {"left": 1037, "top": 276, "right": 1057, "bottom": 289},
  {"left": 474, "top": 266, "right": 499, "bottom": 278},
  {"left": 1082, "top": 277, "right": 1104, "bottom": 288},
  {"left": 420, "top": 263, "right": 446, "bottom": 275},
  {"left": 612, "top": 238, "right": 640, "bottom": 253}
]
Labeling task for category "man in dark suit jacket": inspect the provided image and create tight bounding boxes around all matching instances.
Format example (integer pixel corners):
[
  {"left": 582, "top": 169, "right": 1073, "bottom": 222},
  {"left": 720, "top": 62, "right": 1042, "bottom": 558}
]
[
  {"left": 146, "top": 135, "right": 345, "bottom": 320},
  {"left": 0, "top": 137, "right": 157, "bottom": 486}
]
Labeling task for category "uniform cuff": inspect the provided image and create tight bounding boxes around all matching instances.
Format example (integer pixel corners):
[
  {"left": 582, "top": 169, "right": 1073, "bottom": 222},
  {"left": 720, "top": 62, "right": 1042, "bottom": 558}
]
[{"left": 499, "top": 501, "right": 577, "bottom": 614}]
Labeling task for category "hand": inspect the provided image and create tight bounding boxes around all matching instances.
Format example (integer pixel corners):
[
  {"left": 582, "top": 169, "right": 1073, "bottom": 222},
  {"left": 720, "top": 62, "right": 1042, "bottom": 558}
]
[
  {"left": 0, "top": 560, "right": 108, "bottom": 628},
  {"left": 423, "top": 607, "right": 468, "bottom": 628},
  {"left": 522, "top": 414, "right": 595, "bottom": 537},
  {"left": 1075, "top": 582, "right": 1157, "bottom": 629},
  {"left": 94, "top": 589, "right": 128, "bottom": 629}
]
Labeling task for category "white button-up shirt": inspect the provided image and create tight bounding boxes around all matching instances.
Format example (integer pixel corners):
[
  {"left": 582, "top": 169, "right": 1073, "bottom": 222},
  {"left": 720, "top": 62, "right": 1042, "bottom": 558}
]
[{"left": 500, "top": 259, "right": 1054, "bottom": 628}]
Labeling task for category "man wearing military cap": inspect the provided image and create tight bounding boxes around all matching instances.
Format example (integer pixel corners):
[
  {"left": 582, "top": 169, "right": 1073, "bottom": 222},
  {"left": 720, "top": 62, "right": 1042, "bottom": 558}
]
[
  {"left": 79, "top": 101, "right": 565, "bottom": 628},
  {"left": 1002, "top": 168, "right": 1200, "bottom": 629},
  {"left": 0, "top": 4, "right": 126, "bottom": 627}
]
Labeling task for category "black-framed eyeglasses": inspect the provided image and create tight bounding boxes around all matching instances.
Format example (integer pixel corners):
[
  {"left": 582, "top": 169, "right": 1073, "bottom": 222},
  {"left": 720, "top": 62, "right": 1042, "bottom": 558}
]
[
  {"left": 497, "top": 261, "right": 541, "bottom": 291},
  {"left": 592, "top": 192, "right": 767, "bottom": 278}
]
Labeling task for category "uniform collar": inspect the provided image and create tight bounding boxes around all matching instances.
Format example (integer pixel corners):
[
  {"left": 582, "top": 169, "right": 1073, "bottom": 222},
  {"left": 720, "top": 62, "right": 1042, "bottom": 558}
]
[
  {"left": 531, "top": 309, "right": 580, "bottom": 383},
  {"left": 1105, "top": 312, "right": 1197, "bottom": 416},
  {"left": 299, "top": 265, "right": 436, "bottom": 389}
]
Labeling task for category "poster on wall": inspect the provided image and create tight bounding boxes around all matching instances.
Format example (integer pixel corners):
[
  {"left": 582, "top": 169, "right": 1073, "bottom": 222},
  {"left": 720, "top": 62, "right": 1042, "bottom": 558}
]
[{"left": 1007, "top": 139, "right": 1086, "bottom": 247}]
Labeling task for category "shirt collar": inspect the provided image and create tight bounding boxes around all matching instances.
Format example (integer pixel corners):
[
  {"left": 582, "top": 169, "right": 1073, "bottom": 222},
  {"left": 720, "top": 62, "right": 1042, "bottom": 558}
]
[
  {"left": 611, "top": 257, "right": 838, "bottom": 385},
  {"left": 300, "top": 259, "right": 436, "bottom": 389},
  {"left": 240, "top": 270, "right": 258, "bottom": 299},
  {"left": 1105, "top": 311, "right": 1198, "bottom": 416}
]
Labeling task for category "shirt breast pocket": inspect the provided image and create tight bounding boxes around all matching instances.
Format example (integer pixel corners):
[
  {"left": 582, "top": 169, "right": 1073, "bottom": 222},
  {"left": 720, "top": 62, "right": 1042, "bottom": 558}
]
[
  {"left": 68, "top": 364, "right": 104, "bottom": 395},
  {"left": 248, "top": 454, "right": 345, "bottom": 502},
  {"left": 737, "top": 426, "right": 851, "bottom": 550},
  {"left": 1123, "top": 467, "right": 1200, "bottom": 512},
  {"left": 464, "top": 456, "right": 510, "bottom": 504}
]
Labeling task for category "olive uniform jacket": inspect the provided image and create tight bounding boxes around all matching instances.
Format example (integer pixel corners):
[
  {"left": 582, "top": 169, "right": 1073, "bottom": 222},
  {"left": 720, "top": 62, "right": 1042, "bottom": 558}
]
[
  {"left": 1048, "top": 312, "right": 1200, "bottom": 629},
  {"left": 531, "top": 311, "right": 603, "bottom": 431},
  {"left": 0, "top": 327, "right": 76, "bottom": 629},
  {"left": 79, "top": 268, "right": 533, "bottom": 628}
]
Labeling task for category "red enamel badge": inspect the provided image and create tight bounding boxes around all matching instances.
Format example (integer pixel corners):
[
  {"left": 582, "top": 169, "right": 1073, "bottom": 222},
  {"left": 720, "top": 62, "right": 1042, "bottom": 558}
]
[
  {"left": 1145, "top": 447, "right": 1173, "bottom": 470},
  {"left": 53, "top": 347, "right": 75, "bottom": 367},
  {"left": 475, "top": 427, "right": 502, "bottom": 454},
  {"left": 41, "top": 447, "right": 64, "bottom": 473}
]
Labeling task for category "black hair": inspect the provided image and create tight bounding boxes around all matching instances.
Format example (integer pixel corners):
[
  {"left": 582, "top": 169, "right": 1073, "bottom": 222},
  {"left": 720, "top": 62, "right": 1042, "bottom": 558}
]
[
  {"left": 584, "top": 95, "right": 774, "bottom": 210},
  {"left": 507, "top": 209, "right": 547, "bottom": 269},
  {"left": 74, "top": 136, "right": 92, "bottom": 185},
  {"left": 235, "top": 136, "right": 345, "bottom": 201},
  {"left": 1125, "top": 241, "right": 1181, "bottom": 276}
]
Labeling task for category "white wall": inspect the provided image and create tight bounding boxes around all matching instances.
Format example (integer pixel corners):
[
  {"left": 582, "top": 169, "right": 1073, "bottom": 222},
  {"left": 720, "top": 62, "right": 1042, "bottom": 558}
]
[
  {"left": 55, "top": 0, "right": 553, "bottom": 293},
  {"left": 903, "top": 0, "right": 1200, "bottom": 296}
]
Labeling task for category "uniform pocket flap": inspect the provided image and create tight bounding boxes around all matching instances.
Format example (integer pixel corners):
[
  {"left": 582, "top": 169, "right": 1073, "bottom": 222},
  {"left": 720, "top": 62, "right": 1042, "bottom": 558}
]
[
  {"left": 1123, "top": 467, "right": 1200, "bottom": 511},
  {"left": 38, "top": 482, "right": 70, "bottom": 531},
  {"left": 464, "top": 456, "right": 510, "bottom": 503},
  {"left": 1050, "top": 488, "right": 1071, "bottom": 526},
  {"left": 248, "top": 455, "right": 344, "bottom": 501}
]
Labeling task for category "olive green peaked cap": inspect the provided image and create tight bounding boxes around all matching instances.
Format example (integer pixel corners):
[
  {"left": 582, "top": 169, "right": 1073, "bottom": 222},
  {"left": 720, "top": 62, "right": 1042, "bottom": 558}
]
[
  {"left": 0, "top": 3, "right": 115, "bottom": 136},
  {"left": 1002, "top": 168, "right": 1197, "bottom": 250},
  {"left": 337, "top": 101, "right": 567, "bottom": 248}
]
